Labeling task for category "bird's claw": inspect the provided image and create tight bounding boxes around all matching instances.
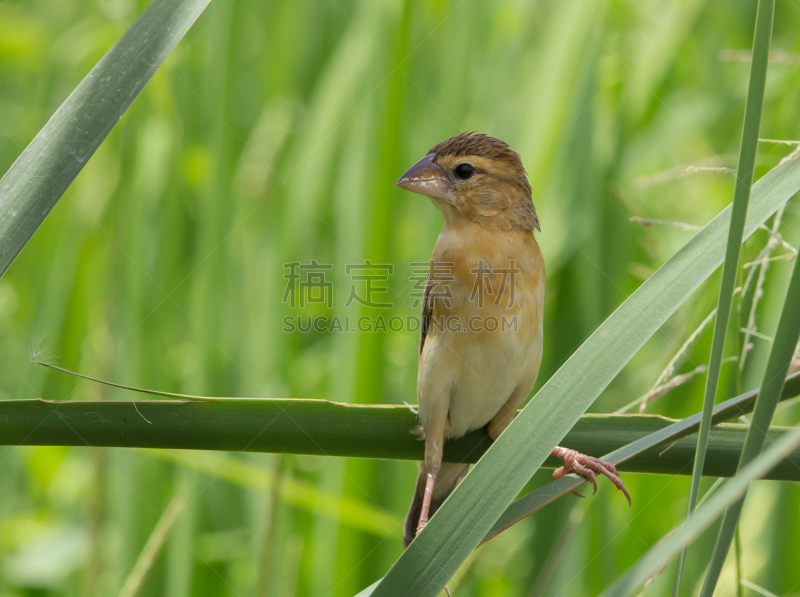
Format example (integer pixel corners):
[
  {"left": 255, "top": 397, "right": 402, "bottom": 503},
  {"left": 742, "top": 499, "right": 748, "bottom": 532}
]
[{"left": 552, "top": 447, "right": 631, "bottom": 506}]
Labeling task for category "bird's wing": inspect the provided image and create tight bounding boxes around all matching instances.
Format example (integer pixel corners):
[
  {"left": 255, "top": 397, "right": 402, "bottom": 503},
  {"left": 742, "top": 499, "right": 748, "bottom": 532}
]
[{"left": 419, "top": 272, "right": 433, "bottom": 356}]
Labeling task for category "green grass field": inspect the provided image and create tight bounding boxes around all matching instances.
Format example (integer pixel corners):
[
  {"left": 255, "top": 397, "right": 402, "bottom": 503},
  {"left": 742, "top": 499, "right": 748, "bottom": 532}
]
[{"left": 1, "top": 1, "right": 800, "bottom": 596}]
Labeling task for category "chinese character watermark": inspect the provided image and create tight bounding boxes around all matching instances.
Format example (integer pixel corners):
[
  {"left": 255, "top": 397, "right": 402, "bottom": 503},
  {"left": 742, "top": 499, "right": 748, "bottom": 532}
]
[
  {"left": 469, "top": 259, "right": 520, "bottom": 308},
  {"left": 281, "top": 258, "right": 523, "bottom": 333},
  {"left": 409, "top": 261, "right": 455, "bottom": 309},
  {"left": 345, "top": 260, "right": 394, "bottom": 308},
  {"left": 283, "top": 260, "right": 333, "bottom": 308}
]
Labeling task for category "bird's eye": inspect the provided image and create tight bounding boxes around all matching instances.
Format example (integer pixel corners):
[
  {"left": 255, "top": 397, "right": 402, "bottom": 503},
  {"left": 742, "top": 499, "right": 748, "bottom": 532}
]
[{"left": 454, "top": 163, "right": 476, "bottom": 180}]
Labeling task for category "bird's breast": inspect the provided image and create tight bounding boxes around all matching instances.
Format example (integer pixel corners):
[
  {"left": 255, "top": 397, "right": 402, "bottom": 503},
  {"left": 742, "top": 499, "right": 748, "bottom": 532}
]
[
  {"left": 419, "top": 225, "right": 545, "bottom": 438},
  {"left": 429, "top": 226, "right": 544, "bottom": 334}
]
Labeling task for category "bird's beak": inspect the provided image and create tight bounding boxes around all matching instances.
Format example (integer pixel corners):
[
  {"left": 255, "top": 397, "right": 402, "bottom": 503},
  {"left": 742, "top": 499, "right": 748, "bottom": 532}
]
[{"left": 395, "top": 154, "right": 450, "bottom": 200}]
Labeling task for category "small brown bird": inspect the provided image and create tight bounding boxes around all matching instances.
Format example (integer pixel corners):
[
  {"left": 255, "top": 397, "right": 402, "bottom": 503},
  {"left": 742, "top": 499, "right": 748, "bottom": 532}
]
[{"left": 396, "top": 132, "right": 629, "bottom": 548}]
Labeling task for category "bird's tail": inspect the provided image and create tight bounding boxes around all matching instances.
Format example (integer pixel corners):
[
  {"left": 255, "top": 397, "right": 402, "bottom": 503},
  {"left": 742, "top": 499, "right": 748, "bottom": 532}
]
[{"left": 403, "top": 461, "right": 470, "bottom": 548}]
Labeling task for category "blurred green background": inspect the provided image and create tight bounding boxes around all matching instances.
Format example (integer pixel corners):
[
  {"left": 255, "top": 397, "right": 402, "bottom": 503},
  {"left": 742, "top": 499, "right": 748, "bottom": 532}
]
[{"left": 1, "top": 0, "right": 800, "bottom": 596}]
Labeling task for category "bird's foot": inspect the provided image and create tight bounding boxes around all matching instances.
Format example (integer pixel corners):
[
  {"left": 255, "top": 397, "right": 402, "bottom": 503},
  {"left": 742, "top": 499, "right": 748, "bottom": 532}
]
[
  {"left": 551, "top": 446, "right": 631, "bottom": 506},
  {"left": 416, "top": 519, "right": 427, "bottom": 535}
]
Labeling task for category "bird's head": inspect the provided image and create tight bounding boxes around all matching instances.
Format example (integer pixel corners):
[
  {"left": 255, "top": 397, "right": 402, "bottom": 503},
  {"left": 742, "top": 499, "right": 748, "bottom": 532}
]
[{"left": 395, "top": 132, "right": 539, "bottom": 232}]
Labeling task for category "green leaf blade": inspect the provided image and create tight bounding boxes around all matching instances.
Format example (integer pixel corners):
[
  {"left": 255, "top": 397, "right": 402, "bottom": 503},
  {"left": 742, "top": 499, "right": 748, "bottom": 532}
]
[
  {"left": 3, "top": 392, "right": 800, "bottom": 480},
  {"left": 481, "top": 372, "right": 800, "bottom": 545},
  {"left": 0, "top": 0, "right": 211, "bottom": 276},
  {"left": 674, "top": 1, "right": 776, "bottom": 591},
  {"left": 601, "top": 425, "right": 800, "bottom": 597},
  {"left": 700, "top": 229, "right": 800, "bottom": 595}
]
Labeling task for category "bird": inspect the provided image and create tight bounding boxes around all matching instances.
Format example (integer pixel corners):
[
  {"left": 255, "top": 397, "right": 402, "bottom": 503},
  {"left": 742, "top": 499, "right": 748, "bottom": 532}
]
[{"left": 395, "top": 132, "right": 630, "bottom": 549}]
